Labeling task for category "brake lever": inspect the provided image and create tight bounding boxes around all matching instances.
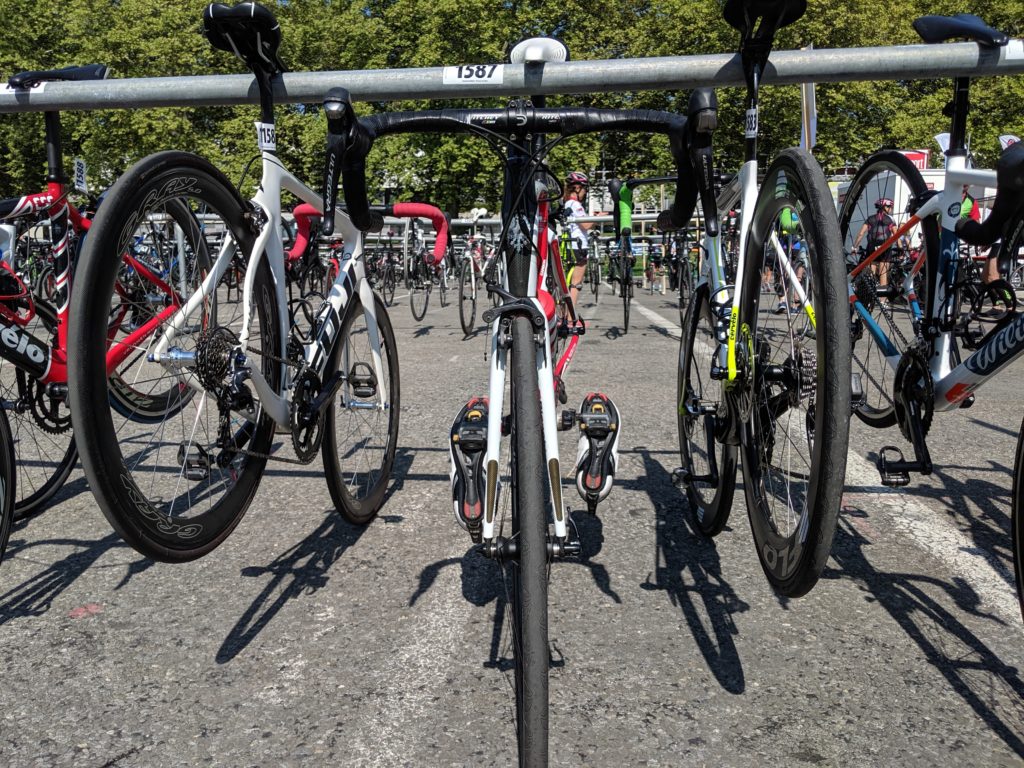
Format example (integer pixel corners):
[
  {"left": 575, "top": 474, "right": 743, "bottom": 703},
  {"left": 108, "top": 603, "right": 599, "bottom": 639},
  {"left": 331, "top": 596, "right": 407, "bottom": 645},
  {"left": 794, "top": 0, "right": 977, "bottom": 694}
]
[{"left": 322, "top": 87, "right": 353, "bottom": 236}]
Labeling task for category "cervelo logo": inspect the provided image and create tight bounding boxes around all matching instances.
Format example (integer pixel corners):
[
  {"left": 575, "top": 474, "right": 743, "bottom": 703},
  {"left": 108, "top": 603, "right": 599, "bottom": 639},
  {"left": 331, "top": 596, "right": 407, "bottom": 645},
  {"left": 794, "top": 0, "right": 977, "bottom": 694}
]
[
  {"left": 964, "top": 313, "right": 1024, "bottom": 376},
  {"left": 1, "top": 325, "right": 46, "bottom": 364},
  {"left": 28, "top": 193, "right": 55, "bottom": 210}
]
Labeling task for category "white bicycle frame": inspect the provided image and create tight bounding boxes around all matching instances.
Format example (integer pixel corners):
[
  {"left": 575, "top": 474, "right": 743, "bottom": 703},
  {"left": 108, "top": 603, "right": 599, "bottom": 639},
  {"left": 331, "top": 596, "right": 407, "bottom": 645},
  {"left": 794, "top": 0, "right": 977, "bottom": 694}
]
[
  {"left": 480, "top": 185, "right": 569, "bottom": 543},
  {"left": 149, "top": 150, "right": 389, "bottom": 428}
]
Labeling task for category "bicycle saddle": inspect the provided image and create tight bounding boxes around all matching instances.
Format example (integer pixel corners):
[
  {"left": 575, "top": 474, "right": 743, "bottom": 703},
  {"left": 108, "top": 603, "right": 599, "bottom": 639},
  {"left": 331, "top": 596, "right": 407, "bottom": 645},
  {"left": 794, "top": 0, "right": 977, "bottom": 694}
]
[
  {"left": 912, "top": 14, "right": 1008, "bottom": 47},
  {"left": 204, "top": 2, "right": 286, "bottom": 75},
  {"left": 8, "top": 64, "right": 108, "bottom": 90},
  {"left": 722, "top": 0, "right": 806, "bottom": 35}
]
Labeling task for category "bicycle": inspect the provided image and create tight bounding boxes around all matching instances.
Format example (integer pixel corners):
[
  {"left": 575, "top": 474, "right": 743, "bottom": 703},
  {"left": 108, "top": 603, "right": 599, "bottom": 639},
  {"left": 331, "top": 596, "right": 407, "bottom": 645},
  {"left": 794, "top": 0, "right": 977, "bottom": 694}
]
[
  {"left": 608, "top": 178, "right": 636, "bottom": 331},
  {"left": 458, "top": 234, "right": 505, "bottom": 335},
  {"left": 829, "top": 16, "right": 1024, "bottom": 613},
  {"left": 67, "top": 2, "right": 430, "bottom": 560},
  {"left": 675, "top": 0, "right": 851, "bottom": 598},
  {"left": 408, "top": 218, "right": 451, "bottom": 321},
  {"left": 585, "top": 241, "right": 601, "bottom": 301},
  {"left": 323, "top": 37, "right": 712, "bottom": 763},
  {"left": 0, "top": 64, "right": 116, "bottom": 520}
]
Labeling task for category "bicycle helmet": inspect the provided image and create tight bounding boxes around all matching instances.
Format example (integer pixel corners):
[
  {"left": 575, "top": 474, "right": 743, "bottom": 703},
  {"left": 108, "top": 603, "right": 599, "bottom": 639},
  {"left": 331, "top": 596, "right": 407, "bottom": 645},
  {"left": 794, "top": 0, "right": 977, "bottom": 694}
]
[
  {"left": 566, "top": 171, "right": 589, "bottom": 187},
  {"left": 875, "top": 197, "right": 894, "bottom": 209}
]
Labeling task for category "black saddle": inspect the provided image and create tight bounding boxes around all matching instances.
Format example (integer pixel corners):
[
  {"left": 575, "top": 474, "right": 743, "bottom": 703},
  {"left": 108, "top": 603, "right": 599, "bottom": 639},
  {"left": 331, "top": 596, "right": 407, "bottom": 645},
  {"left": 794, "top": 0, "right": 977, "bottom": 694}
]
[
  {"left": 912, "top": 14, "right": 1008, "bottom": 47},
  {"left": 204, "top": 2, "right": 286, "bottom": 75},
  {"left": 722, "top": 0, "right": 806, "bottom": 36},
  {"left": 8, "top": 64, "right": 108, "bottom": 90}
]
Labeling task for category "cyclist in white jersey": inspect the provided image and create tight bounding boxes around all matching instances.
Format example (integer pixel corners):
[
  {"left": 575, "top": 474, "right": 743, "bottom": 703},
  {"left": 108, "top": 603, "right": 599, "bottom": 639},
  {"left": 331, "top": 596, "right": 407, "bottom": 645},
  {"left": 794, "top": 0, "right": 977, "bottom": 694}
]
[{"left": 564, "top": 171, "right": 592, "bottom": 307}]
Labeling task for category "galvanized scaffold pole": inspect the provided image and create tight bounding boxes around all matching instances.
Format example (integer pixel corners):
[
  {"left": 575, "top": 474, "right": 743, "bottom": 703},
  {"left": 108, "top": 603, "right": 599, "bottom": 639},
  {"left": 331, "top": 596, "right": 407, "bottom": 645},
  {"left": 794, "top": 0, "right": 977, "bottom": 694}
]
[{"left": 0, "top": 40, "right": 1022, "bottom": 113}]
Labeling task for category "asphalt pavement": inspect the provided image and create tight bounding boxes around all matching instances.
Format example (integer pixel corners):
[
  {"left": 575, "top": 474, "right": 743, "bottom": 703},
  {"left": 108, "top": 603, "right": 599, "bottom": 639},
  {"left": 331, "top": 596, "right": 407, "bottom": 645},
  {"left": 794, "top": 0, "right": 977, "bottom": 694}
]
[{"left": 1, "top": 277, "right": 1023, "bottom": 767}]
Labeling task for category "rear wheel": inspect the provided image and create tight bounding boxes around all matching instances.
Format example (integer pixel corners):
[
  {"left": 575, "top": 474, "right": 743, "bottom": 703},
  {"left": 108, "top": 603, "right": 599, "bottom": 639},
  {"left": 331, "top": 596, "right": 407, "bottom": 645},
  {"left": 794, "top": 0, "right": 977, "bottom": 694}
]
[
  {"left": 459, "top": 259, "right": 477, "bottom": 335},
  {"left": 839, "top": 150, "right": 938, "bottom": 428},
  {"left": 69, "top": 151, "right": 279, "bottom": 562},
  {"left": 322, "top": 292, "right": 400, "bottom": 525},
  {"left": 738, "top": 148, "right": 850, "bottom": 597},
  {"left": 381, "top": 262, "right": 397, "bottom": 306},
  {"left": 1011, "top": 414, "right": 1024, "bottom": 622},
  {"left": 620, "top": 255, "right": 631, "bottom": 332},
  {"left": 410, "top": 256, "right": 430, "bottom": 321},
  {"left": 678, "top": 283, "right": 737, "bottom": 535}
]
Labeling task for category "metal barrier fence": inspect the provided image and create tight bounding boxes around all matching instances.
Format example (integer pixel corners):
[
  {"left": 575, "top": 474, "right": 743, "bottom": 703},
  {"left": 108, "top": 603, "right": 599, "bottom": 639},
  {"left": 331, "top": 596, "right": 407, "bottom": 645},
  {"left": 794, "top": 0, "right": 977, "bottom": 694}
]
[{"left": 1, "top": 40, "right": 1022, "bottom": 113}]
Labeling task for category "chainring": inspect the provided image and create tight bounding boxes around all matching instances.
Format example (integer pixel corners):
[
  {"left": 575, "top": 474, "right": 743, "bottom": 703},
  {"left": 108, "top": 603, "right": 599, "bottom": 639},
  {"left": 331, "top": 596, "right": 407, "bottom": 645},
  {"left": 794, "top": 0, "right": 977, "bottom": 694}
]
[
  {"left": 18, "top": 370, "right": 71, "bottom": 434},
  {"left": 290, "top": 369, "right": 324, "bottom": 463},
  {"left": 893, "top": 346, "right": 934, "bottom": 442}
]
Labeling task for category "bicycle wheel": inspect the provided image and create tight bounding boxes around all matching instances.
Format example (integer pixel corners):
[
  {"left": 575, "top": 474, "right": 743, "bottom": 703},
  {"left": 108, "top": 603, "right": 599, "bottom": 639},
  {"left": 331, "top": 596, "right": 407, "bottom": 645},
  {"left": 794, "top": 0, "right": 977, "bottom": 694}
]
[
  {"left": 322, "top": 291, "right": 399, "bottom": 525},
  {"left": 0, "top": 407, "right": 14, "bottom": 563},
  {"left": 678, "top": 283, "right": 737, "bottom": 536},
  {"left": 621, "top": 256, "right": 631, "bottom": 332},
  {"left": 1012, "top": 413, "right": 1024, "bottom": 622},
  {"left": 0, "top": 299, "right": 77, "bottom": 520},
  {"left": 69, "top": 151, "right": 279, "bottom": 562},
  {"left": 737, "top": 148, "right": 850, "bottom": 597},
  {"left": 503, "top": 313, "right": 548, "bottom": 765},
  {"left": 382, "top": 262, "right": 397, "bottom": 306},
  {"left": 459, "top": 259, "right": 477, "bottom": 335},
  {"left": 438, "top": 264, "right": 449, "bottom": 308},
  {"left": 1001, "top": 214, "right": 1024, "bottom": 305},
  {"left": 409, "top": 257, "right": 430, "bottom": 321},
  {"left": 839, "top": 149, "right": 938, "bottom": 428},
  {"left": 590, "top": 260, "right": 600, "bottom": 299}
]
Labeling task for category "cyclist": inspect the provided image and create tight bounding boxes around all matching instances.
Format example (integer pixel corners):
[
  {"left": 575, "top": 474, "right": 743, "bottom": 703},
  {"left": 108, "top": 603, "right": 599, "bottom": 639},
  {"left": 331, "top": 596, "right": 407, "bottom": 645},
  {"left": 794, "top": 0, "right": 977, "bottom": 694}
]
[
  {"left": 851, "top": 197, "right": 905, "bottom": 293},
  {"left": 563, "top": 171, "right": 592, "bottom": 307}
]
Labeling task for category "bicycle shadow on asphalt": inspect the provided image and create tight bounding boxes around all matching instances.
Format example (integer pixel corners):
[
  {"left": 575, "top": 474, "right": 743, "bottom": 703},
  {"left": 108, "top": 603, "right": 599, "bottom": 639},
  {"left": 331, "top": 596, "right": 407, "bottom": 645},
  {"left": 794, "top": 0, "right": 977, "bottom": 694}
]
[
  {"left": 633, "top": 447, "right": 749, "bottom": 695},
  {"left": 407, "top": 511, "right": 620, "bottom": 672},
  {"left": 0, "top": 530, "right": 152, "bottom": 624},
  {"left": 860, "top": 451, "right": 1015, "bottom": 592},
  {"left": 216, "top": 514, "right": 368, "bottom": 664},
  {"left": 823, "top": 509, "right": 1024, "bottom": 754}
]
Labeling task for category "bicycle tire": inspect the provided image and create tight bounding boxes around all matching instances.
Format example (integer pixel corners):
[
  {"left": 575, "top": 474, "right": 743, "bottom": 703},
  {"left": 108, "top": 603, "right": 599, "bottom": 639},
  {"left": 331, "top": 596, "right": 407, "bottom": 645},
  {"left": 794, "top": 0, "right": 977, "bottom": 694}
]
[
  {"left": 1001, "top": 214, "right": 1024, "bottom": 305},
  {"left": 507, "top": 313, "right": 548, "bottom": 766},
  {"left": 621, "top": 255, "right": 631, "bottom": 333},
  {"left": 0, "top": 407, "right": 14, "bottom": 563},
  {"left": 439, "top": 265, "right": 449, "bottom": 308},
  {"left": 738, "top": 148, "right": 850, "bottom": 597},
  {"left": 590, "top": 260, "right": 600, "bottom": 300},
  {"left": 0, "top": 299, "right": 77, "bottom": 520},
  {"left": 410, "top": 257, "right": 430, "bottom": 321},
  {"left": 322, "top": 291, "right": 400, "bottom": 525},
  {"left": 382, "top": 263, "right": 397, "bottom": 306},
  {"left": 68, "top": 151, "right": 279, "bottom": 562},
  {"left": 839, "top": 149, "right": 938, "bottom": 429},
  {"left": 678, "top": 283, "right": 737, "bottom": 536},
  {"left": 1012, "top": 413, "right": 1024, "bottom": 622},
  {"left": 459, "top": 259, "right": 477, "bottom": 335}
]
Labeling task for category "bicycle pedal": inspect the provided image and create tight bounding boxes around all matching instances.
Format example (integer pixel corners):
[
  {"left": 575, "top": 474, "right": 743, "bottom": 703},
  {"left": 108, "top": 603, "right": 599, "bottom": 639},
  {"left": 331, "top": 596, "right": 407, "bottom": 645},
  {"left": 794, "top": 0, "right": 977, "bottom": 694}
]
[
  {"left": 559, "top": 408, "right": 576, "bottom": 431},
  {"left": 450, "top": 397, "right": 489, "bottom": 542},
  {"left": 554, "top": 375, "right": 568, "bottom": 405},
  {"left": 575, "top": 393, "right": 620, "bottom": 509},
  {"left": 348, "top": 362, "right": 377, "bottom": 399},
  {"left": 177, "top": 442, "right": 211, "bottom": 482},
  {"left": 877, "top": 445, "right": 911, "bottom": 488},
  {"left": 958, "top": 394, "right": 975, "bottom": 409},
  {"left": 671, "top": 467, "right": 688, "bottom": 486},
  {"left": 851, "top": 372, "right": 866, "bottom": 411}
]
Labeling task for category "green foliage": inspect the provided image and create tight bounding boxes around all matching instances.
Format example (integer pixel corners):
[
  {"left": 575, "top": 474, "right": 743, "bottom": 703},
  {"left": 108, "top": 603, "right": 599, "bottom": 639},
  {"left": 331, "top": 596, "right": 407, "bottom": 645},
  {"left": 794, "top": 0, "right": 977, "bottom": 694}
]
[{"left": 0, "top": 0, "right": 1021, "bottom": 208}]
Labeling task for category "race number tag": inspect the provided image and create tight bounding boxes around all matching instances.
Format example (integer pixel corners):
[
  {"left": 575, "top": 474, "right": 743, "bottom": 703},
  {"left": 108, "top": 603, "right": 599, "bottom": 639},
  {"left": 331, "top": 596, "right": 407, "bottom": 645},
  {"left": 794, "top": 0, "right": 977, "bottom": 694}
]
[
  {"left": 745, "top": 108, "right": 758, "bottom": 139},
  {"left": 73, "top": 158, "right": 88, "bottom": 194},
  {"left": 442, "top": 64, "right": 504, "bottom": 85},
  {"left": 255, "top": 121, "right": 276, "bottom": 151}
]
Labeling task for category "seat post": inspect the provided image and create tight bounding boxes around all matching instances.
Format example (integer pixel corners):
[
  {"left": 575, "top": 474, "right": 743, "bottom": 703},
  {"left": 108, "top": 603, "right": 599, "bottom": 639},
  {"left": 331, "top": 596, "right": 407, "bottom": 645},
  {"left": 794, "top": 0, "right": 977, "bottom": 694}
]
[
  {"left": 947, "top": 77, "right": 971, "bottom": 157},
  {"left": 44, "top": 111, "right": 64, "bottom": 183}
]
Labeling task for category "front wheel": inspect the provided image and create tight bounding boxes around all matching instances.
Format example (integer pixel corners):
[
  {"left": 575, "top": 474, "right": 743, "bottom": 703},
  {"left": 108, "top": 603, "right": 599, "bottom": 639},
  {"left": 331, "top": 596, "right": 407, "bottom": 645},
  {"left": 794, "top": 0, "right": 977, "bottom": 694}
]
[
  {"left": 505, "top": 314, "right": 548, "bottom": 765},
  {"left": 678, "top": 283, "right": 737, "bottom": 535},
  {"left": 381, "top": 262, "right": 397, "bottom": 306},
  {"left": 69, "top": 151, "right": 279, "bottom": 562},
  {"left": 620, "top": 256, "right": 631, "bottom": 332},
  {"left": 322, "top": 291, "right": 400, "bottom": 525},
  {"left": 0, "top": 407, "right": 15, "bottom": 564},
  {"left": 738, "top": 148, "right": 850, "bottom": 598}
]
